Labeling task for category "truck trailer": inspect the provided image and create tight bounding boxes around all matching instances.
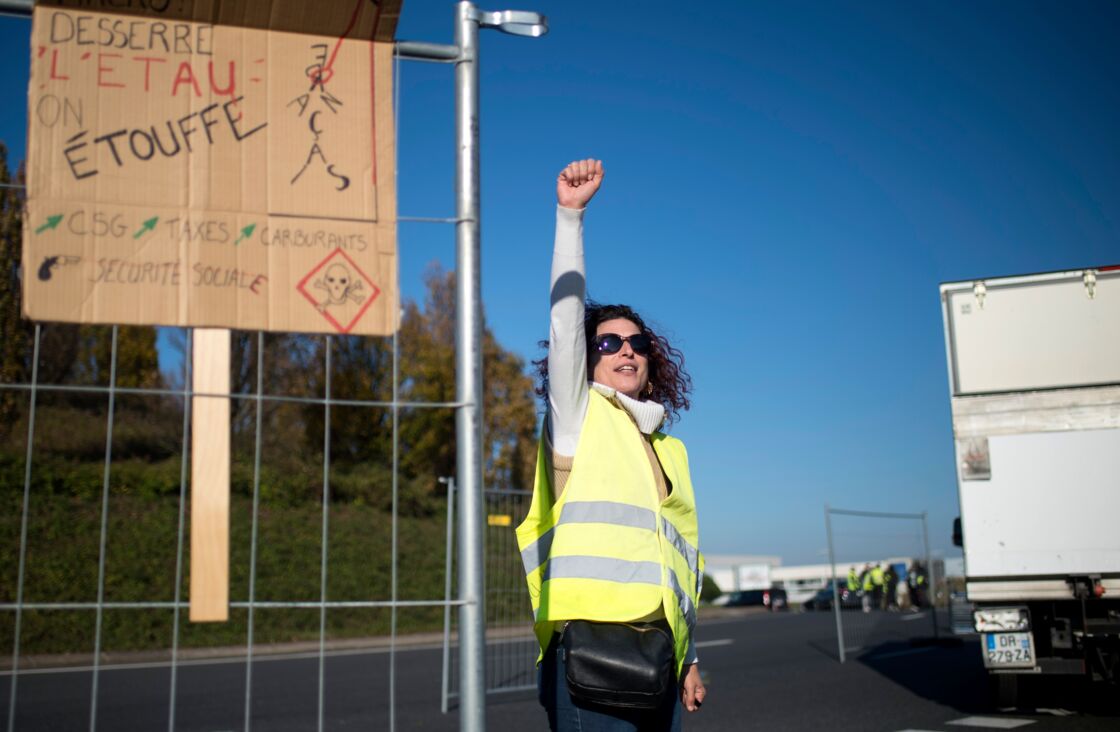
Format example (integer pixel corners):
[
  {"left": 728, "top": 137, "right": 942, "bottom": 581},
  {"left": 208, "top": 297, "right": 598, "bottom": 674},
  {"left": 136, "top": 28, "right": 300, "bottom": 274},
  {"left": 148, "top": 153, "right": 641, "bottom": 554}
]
[{"left": 940, "top": 266, "right": 1120, "bottom": 706}]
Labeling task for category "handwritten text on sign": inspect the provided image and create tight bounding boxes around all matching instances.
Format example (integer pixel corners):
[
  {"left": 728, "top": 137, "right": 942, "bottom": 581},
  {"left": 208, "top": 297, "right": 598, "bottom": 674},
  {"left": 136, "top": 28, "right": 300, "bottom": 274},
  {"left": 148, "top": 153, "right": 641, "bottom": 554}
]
[{"left": 24, "top": 5, "right": 398, "bottom": 336}]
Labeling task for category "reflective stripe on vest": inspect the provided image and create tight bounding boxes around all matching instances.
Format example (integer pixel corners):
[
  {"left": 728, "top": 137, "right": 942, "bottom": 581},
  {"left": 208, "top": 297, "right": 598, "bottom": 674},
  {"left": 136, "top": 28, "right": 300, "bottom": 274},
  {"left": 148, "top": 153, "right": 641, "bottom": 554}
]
[
  {"left": 666, "top": 564, "right": 697, "bottom": 629},
  {"left": 520, "top": 499, "right": 698, "bottom": 626},
  {"left": 520, "top": 500, "right": 657, "bottom": 575},
  {"left": 661, "top": 515, "right": 699, "bottom": 572},
  {"left": 542, "top": 555, "right": 662, "bottom": 585},
  {"left": 515, "top": 390, "right": 702, "bottom": 674},
  {"left": 532, "top": 555, "right": 697, "bottom": 629}
]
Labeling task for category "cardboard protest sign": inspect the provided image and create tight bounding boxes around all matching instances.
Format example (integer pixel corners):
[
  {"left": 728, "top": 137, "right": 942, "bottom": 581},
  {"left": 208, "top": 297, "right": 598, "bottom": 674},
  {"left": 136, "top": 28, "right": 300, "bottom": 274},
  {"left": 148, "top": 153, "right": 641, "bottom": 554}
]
[{"left": 23, "top": 0, "right": 402, "bottom": 335}]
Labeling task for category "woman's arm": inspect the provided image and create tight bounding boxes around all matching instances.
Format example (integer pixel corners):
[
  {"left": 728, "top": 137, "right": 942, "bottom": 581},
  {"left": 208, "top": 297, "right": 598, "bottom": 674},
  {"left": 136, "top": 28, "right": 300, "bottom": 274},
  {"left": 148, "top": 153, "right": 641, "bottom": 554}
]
[{"left": 548, "top": 160, "right": 604, "bottom": 456}]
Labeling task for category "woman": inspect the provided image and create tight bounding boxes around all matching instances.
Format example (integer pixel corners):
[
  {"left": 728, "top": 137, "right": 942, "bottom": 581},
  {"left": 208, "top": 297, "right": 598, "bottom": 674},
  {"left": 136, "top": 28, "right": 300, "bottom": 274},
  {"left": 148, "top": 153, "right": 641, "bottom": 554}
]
[{"left": 516, "top": 159, "right": 706, "bottom": 731}]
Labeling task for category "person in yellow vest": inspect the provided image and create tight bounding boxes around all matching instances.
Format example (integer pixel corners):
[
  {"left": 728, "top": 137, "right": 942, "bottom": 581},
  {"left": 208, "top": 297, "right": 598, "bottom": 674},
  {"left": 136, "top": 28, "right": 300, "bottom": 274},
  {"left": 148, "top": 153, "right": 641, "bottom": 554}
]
[
  {"left": 860, "top": 563, "right": 874, "bottom": 612},
  {"left": 870, "top": 563, "right": 885, "bottom": 610},
  {"left": 517, "top": 159, "right": 705, "bottom": 731},
  {"left": 847, "top": 566, "right": 859, "bottom": 593}
]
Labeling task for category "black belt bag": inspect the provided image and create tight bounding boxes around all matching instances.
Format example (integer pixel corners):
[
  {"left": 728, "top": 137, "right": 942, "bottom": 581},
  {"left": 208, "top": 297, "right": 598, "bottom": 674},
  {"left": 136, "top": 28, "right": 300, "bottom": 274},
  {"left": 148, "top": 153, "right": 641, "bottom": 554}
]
[{"left": 560, "top": 620, "right": 675, "bottom": 710}]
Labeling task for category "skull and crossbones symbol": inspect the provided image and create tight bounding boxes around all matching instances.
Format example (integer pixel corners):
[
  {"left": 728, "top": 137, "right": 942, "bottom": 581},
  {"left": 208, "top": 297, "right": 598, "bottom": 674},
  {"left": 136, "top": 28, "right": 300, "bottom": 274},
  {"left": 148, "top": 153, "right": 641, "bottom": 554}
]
[{"left": 314, "top": 263, "right": 366, "bottom": 312}]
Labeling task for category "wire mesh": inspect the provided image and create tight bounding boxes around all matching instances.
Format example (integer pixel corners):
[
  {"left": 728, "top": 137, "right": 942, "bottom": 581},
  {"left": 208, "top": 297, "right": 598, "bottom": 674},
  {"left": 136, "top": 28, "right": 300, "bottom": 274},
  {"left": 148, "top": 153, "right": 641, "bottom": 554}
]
[
  {"left": 0, "top": 322, "right": 464, "bottom": 729},
  {"left": 0, "top": 43, "right": 522, "bottom": 732},
  {"left": 442, "top": 487, "right": 537, "bottom": 708},
  {"left": 823, "top": 508, "right": 940, "bottom": 663}
]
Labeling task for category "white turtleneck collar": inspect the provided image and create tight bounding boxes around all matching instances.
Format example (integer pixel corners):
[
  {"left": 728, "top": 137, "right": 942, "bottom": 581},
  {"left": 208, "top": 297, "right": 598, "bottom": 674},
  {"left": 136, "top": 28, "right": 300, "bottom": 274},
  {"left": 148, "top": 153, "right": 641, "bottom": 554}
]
[{"left": 590, "top": 382, "right": 666, "bottom": 435}]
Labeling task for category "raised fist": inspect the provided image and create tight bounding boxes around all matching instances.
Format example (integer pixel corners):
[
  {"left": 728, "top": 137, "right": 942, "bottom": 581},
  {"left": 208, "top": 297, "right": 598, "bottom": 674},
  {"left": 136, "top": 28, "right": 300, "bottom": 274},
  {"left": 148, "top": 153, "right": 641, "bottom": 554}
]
[{"left": 556, "top": 158, "right": 604, "bottom": 209}]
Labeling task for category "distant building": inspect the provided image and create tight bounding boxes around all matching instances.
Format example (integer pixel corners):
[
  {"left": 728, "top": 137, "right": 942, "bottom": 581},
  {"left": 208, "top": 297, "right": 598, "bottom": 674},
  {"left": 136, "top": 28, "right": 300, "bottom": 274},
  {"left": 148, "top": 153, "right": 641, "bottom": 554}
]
[
  {"left": 704, "top": 555, "right": 782, "bottom": 592},
  {"left": 705, "top": 554, "right": 956, "bottom": 604}
]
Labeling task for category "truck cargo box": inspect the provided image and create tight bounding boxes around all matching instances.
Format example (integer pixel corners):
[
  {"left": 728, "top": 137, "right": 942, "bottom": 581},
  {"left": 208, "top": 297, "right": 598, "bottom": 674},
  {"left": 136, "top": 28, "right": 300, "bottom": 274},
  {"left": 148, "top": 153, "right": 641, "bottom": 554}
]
[{"left": 941, "top": 267, "right": 1120, "bottom": 600}]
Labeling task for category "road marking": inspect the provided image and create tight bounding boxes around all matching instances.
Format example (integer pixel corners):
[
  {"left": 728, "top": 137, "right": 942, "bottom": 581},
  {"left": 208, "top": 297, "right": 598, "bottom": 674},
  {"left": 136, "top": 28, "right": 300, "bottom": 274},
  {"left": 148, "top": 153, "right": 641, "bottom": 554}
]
[
  {"left": 695, "top": 639, "right": 733, "bottom": 649},
  {"left": 947, "top": 717, "right": 1035, "bottom": 729},
  {"left": 900, "top": 612, "right": 928, "bottom": 621},
  {"left": 1036, "top": 708, "right": 1074, "bottom": 716}
]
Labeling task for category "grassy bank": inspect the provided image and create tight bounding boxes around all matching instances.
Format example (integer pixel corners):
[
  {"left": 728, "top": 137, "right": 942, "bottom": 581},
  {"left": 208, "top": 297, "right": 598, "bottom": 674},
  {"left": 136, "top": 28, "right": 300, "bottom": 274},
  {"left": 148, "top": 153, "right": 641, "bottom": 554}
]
[{"left": 1, "top": 486, "right": 464, "bottom": 656}]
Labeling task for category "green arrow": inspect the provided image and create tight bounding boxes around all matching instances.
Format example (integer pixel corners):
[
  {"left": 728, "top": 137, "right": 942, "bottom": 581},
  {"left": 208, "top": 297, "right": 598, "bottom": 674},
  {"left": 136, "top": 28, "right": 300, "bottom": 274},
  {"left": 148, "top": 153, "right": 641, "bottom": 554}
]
[
  {"left": 35, "top": 214, "right": 63, "bottom": 234},
  {"left": 233, "top": 223, "right": 257, "bottom": 245},
  {"left": 133, "top": 216, "right": 159, "bottom": 240}
]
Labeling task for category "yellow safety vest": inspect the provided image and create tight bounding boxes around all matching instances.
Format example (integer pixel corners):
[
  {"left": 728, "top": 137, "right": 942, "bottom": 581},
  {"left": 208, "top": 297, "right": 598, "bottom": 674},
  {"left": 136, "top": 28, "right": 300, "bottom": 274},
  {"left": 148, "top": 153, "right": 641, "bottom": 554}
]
[{"left": 516, "top": 390, "right": 703, "bottom": 677}]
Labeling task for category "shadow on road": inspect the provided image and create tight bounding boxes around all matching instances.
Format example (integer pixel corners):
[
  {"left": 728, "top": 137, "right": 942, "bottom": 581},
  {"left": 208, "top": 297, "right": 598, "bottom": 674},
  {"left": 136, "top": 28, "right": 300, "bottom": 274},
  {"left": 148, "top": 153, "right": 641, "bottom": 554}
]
[
  {"left": 806, "top": 638, "right": 841, "bottom": 662},
  {"left": 858, "top": 636, "right": 1120, "bottom": 718},
  {"left": 857, "top": 637, "right": 990, "bottom": 715}
]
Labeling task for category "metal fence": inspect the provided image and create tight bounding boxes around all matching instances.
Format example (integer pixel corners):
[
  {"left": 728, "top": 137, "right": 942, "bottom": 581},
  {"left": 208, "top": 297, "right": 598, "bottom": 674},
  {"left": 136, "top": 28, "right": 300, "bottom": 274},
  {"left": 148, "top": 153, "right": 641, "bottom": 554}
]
[
  {"left": 440, "top": 485, "right": 536, "bottom": 712},
  {"left": 0, "top": 2, "right": 545, "bottom": 731},
  {"left": 823, "top": 506, "right": 941, "bottom": 663}
]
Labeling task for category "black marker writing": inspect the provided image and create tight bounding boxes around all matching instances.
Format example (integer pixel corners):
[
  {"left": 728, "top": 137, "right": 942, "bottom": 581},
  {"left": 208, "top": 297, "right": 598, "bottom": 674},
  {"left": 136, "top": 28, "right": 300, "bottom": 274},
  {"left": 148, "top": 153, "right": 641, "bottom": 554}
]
[
  {"left": 49, "top": 11, "right": 211, "bottom": 54},
  {"left": 63, "top": 96, "right": 265, "bottom": 180},
  {"left": 287, "top": 44, "right": 350, "bottom": 191}
]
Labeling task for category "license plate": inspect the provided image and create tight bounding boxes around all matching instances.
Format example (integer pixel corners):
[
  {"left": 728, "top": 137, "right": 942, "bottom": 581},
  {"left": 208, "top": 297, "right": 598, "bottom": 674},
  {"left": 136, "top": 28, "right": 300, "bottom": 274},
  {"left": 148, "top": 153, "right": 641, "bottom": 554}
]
[{"left": 982, "top": 632, "right": 1035, "bottom": 668}]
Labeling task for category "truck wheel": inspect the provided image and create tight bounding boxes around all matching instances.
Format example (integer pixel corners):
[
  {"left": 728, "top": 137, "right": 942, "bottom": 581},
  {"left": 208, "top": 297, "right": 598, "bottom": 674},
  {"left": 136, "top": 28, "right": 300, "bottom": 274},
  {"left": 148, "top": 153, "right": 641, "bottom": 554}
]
[{"left": 990, "top": 674, "right": 1018, "bottom": 708}]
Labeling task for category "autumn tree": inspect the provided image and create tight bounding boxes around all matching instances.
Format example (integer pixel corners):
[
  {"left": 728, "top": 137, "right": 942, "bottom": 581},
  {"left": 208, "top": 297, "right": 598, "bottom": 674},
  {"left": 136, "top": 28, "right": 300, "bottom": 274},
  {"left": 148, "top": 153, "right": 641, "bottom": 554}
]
[
  {"left": 68, "top": 325, "right": 162, "bottom": 390},
  {"left": 286, "top": 263, "right": 538, "bottom": 511},
  {"left": 397, "top": 264, "right": 537, "bottom": 494},
  {"left": 0, "top": 139, "right": 162, "bottom": 461},
  {"left": 0, "top": 143, "right": 29, "bottom": 437}
]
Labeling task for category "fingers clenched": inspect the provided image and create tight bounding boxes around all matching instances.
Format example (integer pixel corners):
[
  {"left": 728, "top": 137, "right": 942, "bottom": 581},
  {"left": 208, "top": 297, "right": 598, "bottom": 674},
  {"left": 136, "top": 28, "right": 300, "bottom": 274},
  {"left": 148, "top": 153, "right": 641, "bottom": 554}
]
[{"left": 559, "top": 159, "right": 604, "bottom": 187}]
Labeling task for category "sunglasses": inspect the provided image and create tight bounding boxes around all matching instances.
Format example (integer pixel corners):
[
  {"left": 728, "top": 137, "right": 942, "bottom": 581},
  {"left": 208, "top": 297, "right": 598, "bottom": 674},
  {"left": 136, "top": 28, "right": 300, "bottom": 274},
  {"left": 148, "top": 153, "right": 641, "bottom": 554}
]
[{"left": 594, "top": 333, "right": 652, "bottom": 355}]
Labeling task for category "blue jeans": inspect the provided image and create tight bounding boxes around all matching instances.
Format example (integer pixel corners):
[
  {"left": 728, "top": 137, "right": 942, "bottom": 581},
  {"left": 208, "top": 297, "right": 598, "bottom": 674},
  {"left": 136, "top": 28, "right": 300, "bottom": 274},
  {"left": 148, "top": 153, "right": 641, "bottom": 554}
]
[{"left": 538, "top": 635, "right": 681, "bottom": 732}]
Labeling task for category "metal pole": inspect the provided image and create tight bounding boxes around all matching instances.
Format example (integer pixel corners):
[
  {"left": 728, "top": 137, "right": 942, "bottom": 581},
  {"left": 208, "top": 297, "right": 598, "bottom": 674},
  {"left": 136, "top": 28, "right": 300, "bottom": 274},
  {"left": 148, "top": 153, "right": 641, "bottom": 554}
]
[
  {"left": 441, "top": 477, "right": 457, "bottom": 715},
  {"left": 824, "top": 505, "right": 845, "bottom": 664},
  {"left": 454, "top": 3, "right": 486, "bottom": 731},
  {"left": 922, "top": 511, "right": 939, "bottom": 641}
]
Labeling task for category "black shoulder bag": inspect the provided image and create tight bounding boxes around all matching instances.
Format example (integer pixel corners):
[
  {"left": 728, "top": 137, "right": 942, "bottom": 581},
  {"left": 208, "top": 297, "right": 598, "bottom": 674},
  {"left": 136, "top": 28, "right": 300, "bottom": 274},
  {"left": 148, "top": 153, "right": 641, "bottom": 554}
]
[{"left": 560, "top": 620, "right": 675, "bottom": 710}]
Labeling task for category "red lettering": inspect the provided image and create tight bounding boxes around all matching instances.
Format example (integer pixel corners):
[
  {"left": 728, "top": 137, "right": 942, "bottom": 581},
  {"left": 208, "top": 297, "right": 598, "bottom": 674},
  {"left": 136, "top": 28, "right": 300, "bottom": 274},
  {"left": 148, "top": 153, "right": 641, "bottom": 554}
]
[
  {"left": 97, "top": 53, "right": 125, "bottom": 89},
  {"left": 249, "top": 274, "right": 267, "bottom": 294},
  {"left": 208, "top": 60, "right": 236, "bottom": 98},
  {"left": 49, "top": 49, "right": 69, "bottom": 81},
  {"left": 171, "top": 61, "right": 201, "bottom": 97},
  {"left": 134, "top": 56, "right": 166, "bottom": 92}
]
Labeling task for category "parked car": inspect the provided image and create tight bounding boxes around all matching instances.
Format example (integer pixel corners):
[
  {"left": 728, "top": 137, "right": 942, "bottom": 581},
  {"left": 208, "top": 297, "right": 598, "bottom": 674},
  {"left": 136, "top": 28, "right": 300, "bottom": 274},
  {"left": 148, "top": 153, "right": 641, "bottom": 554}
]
[
  {"left": 802, "top": 586, "right": 861, "bottom": 611},
  {"left": 713, "top": 588, "right": 788, "bottom": 611}
]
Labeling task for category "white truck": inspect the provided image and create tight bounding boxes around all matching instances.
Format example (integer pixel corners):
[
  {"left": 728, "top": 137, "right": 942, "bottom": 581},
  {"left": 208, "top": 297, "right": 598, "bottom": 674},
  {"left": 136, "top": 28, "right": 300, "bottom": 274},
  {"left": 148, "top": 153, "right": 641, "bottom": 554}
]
[{"left": 940, "top": 266, "right": 1120, "bottom": 706}]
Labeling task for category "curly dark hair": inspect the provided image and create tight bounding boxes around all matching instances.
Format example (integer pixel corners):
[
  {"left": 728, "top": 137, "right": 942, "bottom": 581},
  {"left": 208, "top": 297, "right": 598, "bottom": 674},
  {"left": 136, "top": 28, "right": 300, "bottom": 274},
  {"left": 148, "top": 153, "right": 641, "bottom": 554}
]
[{"left": 533, "top": 301, "right": 692, "bottom": 426}]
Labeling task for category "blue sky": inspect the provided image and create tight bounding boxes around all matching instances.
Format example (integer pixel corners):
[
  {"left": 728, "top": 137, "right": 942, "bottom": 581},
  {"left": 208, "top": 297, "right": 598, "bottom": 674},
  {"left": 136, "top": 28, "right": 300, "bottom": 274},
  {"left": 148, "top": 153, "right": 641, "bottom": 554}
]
[{"left": 3, "top": 1, "right": 1118, "bottom": 565}]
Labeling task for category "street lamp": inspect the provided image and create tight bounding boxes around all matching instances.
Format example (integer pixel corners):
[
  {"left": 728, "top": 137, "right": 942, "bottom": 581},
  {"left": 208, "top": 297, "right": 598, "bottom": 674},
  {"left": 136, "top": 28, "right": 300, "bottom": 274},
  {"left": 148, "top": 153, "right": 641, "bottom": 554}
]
[
  {"left": 474, "top": 8, "right": 548, "bottom": 36},
  {"left": 448, "top": 7, "right": 547, "bottom": 732}
]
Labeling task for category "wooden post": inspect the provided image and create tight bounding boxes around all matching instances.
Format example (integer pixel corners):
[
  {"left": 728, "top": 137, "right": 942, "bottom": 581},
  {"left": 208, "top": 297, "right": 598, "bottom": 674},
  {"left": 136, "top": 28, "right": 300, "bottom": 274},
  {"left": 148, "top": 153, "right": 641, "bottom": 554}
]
[{"left": 190, "top": 328, "right": 230, "bottom": 622}]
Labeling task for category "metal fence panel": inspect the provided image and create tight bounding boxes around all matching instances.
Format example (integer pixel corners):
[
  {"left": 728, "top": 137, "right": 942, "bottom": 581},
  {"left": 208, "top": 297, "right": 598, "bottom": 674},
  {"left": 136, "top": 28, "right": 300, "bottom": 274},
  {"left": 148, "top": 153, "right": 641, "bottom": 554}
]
[
  {"left": 823, "top": 506, "right": 941, "bottom": 663},
  {"left": 442, "top": 487, "right": 537, "bottom": 711},
  {"left": 0, "top": 28, "right": 473, "bottom": 732}
]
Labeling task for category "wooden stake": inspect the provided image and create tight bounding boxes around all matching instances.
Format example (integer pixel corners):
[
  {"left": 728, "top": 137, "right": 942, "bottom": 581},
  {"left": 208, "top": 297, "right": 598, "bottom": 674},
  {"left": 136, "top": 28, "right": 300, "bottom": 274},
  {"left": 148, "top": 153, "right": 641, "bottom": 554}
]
[{"left": 190, "top": 328, "right": 230, "bottom": 622}]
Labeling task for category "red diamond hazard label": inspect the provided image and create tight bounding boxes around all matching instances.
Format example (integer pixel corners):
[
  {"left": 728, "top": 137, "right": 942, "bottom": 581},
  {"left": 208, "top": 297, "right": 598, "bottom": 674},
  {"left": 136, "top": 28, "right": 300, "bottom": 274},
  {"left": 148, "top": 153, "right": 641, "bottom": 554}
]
[{"left": 296, "top": 249, "right": 381, "bottom": 334}]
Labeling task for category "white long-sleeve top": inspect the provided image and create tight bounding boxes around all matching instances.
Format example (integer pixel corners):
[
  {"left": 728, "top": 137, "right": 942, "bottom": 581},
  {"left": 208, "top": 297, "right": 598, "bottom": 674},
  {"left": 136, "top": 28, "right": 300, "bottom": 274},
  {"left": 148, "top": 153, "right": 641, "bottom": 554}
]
[{"left": 547, "top": 206, "right": 665, "bottom": 455}]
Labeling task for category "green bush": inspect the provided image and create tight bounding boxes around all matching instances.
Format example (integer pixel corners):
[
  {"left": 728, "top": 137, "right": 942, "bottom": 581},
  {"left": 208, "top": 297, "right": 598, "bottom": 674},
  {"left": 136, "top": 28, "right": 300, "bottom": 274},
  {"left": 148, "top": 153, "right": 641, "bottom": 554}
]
[
  {"left": 700, "top": 573, "right": 722, "bottom": 604},
  {"left": 0, "top": 488, "right": 462, "bottom": 655}
]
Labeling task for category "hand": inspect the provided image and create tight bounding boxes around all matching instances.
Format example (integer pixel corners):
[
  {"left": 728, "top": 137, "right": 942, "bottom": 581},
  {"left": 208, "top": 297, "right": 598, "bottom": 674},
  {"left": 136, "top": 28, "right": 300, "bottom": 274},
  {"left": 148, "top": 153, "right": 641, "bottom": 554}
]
[
  {"left": 680, "top": 663, "right": 706, "bottom": 712},
  {"left": 556, "top": 159, "right": 604, "bottom": 209}
]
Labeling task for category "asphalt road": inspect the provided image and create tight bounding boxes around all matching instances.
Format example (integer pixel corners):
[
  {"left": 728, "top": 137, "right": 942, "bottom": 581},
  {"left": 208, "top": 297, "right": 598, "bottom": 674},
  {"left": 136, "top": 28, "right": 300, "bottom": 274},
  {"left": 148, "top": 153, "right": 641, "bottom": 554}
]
[{"left": 2, "top": 610, "right": 1117, "bottom": 730}]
